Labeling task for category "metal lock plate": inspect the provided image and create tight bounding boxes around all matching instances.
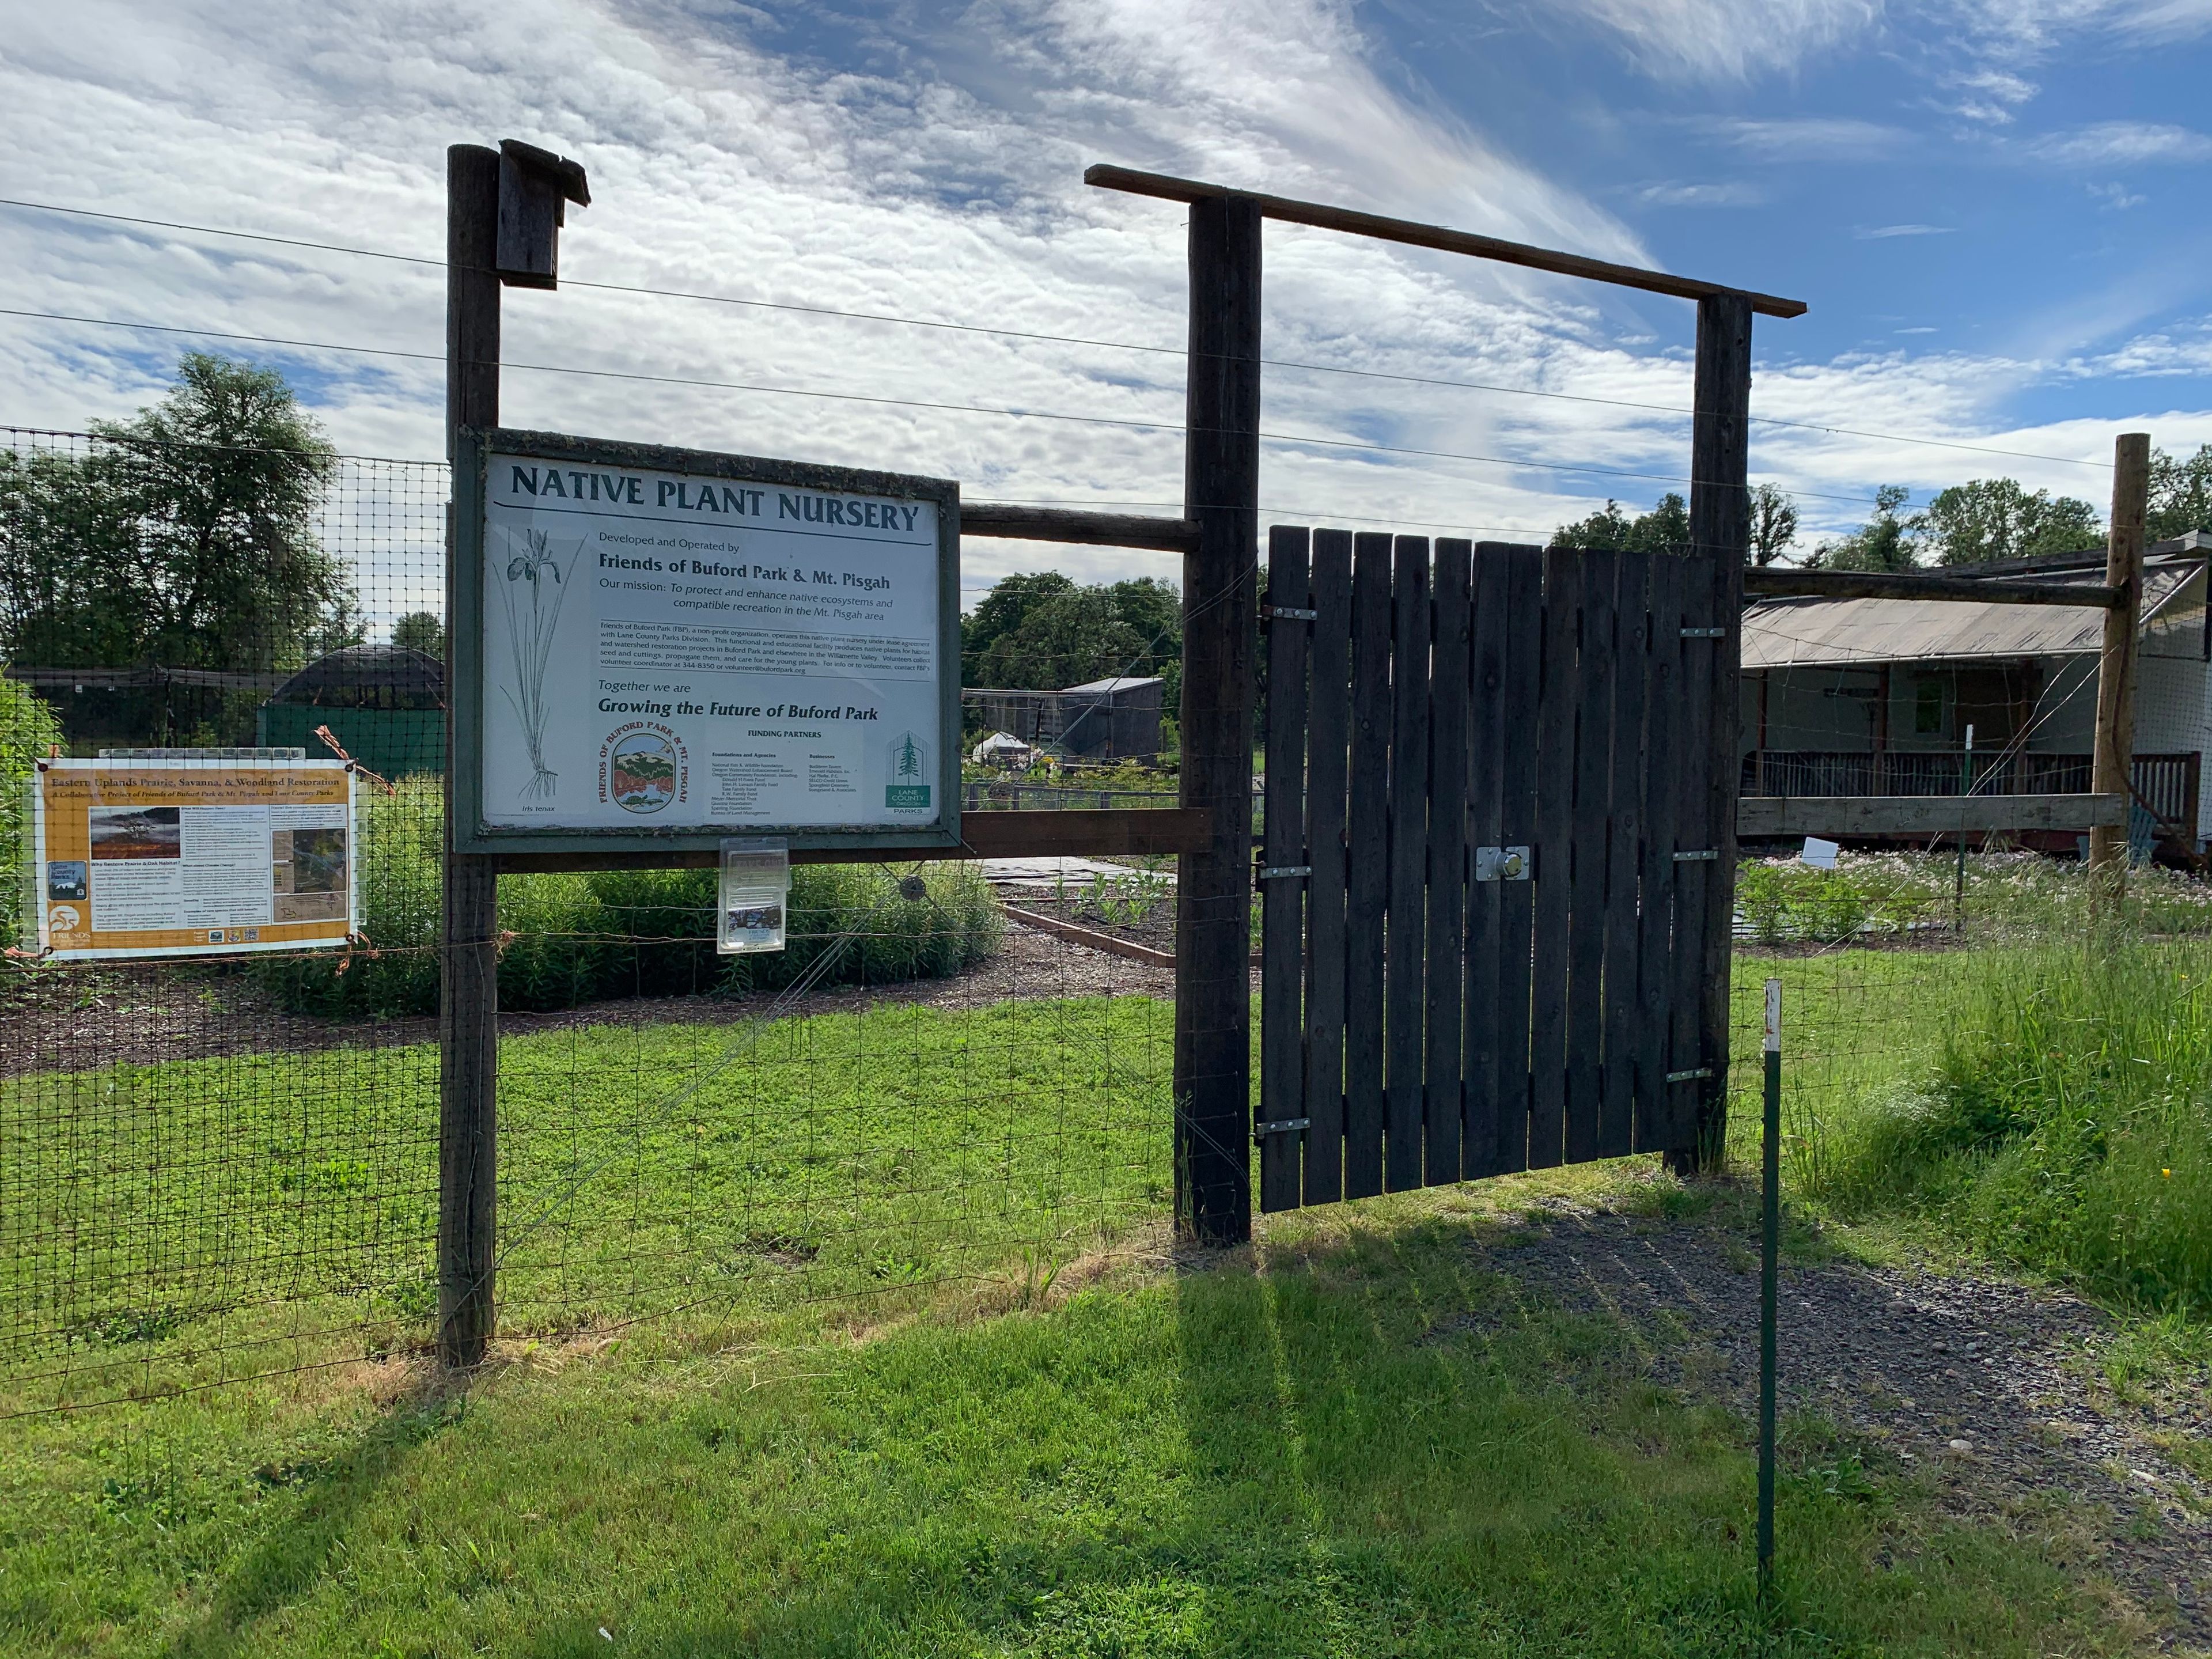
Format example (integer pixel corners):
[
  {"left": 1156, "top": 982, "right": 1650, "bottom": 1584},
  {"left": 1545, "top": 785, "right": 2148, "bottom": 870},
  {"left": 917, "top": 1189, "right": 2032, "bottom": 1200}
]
[{"left": 1474, "top": 845, "right": 1531, "bottom": 882}]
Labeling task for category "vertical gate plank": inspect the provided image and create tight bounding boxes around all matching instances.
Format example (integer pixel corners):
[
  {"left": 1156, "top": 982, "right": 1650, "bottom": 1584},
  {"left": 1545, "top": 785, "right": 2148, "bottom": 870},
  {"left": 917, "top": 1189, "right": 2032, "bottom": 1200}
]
[
  {"left": 1386, "top": 536, "right": 1432, "bottom": 1190},
  {"left": 1665, "top": 555, "right": 1719, "bottom": 1150},
  {"left": 1343, "top": 531, "right": 1394, "bottom": 1199},
  {"left": 1424, "top": 539, "right": 1471, "bottom": 1185},
  {"left": 1493, "top": 545, "right": 1543, "bottom": 1175},
  {"left": 1302, "top": 530, "right": 1354, "bottom": 1205},
  {"left": 1634, "top": 555, "right": 1684, "bottom": 1152},
  {"left": 1461, "top": 547, "right": 1507, "bottom": 1177},
  {"left": 1599, "top": 555, "right": 1650, "bottom": 1158},
  {"left": 1528, "top": 548, "right": 1580, "bottom": 1169},
  {"left": 1259, "top": 528, "right": 1310, "bottom": 1214},
  {"left": 1564, "top": 548, "right": 1618, "bottom": 1165}
]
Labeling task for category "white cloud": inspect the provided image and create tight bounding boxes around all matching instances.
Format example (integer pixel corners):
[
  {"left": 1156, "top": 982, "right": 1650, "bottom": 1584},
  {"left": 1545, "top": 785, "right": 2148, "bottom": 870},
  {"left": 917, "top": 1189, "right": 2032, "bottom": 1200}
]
[
  {"left": 2029, "top": 120, "right": 2212, "bottom": 164},
  {"left": 1857, "top": 224, "right": 1957, "bottom": 238},
  {"left": 0, "top": 0, "right": 2203, "bottom": 603},
  {"left": 1698, "top": 117, "right": 1911, "bottom": 161},
  {"left": 1635, "top": 180, "right": 1765, "bottom": 206},
  {"left": 1536, "top": 0, "right": 1880, "bottom": 81}
]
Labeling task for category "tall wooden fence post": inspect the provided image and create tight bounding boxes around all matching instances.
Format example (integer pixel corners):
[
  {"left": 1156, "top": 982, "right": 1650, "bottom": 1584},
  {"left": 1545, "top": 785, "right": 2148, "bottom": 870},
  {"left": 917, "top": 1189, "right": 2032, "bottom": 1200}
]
[
  {"left": 2089, "top": 431, "right": 2150, "bottom": 906},
  {"left": 1679, "top": 291, "right": 1752, "bottom": 1176},
  {"left": 440, "top": 143, "right": 503, "bottom": 1368},
  {"left": 1176, "top": 195, "right": 1262, "bottom": 1244}
]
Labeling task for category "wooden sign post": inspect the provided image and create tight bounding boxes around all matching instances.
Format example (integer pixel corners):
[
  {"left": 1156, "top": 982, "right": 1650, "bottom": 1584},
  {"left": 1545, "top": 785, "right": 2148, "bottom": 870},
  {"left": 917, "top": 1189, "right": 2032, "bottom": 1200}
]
[
  {"left": 440, "top": 139, "right": 589, "bottom": 1370},
  {"left": 2088, "top": 431, "right": 2150, "bottom": 904}
]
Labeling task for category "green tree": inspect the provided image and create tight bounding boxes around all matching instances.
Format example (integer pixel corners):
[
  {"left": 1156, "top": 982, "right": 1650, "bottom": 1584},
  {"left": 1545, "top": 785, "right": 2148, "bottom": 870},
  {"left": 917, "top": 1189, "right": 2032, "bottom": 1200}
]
[
  {"left": 0, "top": 353, "right": 357, "bottom": 672},
  {"left": 1550, "top": 492, "right": 1690, "bottom": 554},
  {"left": 961, "top": 571, "right": 1074, "bottom": 687},
  {"left": 2149, "top": 444, "right": 2212, "bottom": 542},
  {"left": 1911, "top": 476, "right": 2102, "bottom": 566},
  {"left": 974, "top": 585, "right": 1145, "bottom": 689},
  {"left": 1749, "top": 483, "right": 1798, "bottom": 565},
  {"left": 961, "top": 571, "right": 1181, "bottom": 701},
  {"left": 1810, "top": 484, "right": 1917, "bottom": 571},
  {"left": 391, "top": 611, "right": 445, "bottom": 658}
]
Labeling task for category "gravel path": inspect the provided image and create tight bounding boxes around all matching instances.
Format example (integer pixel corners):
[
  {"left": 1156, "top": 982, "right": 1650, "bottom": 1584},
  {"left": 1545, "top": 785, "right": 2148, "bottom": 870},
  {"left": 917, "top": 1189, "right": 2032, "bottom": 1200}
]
[{"left": 1467, "top": 1200, "right": 2211, "bottom": 1646}]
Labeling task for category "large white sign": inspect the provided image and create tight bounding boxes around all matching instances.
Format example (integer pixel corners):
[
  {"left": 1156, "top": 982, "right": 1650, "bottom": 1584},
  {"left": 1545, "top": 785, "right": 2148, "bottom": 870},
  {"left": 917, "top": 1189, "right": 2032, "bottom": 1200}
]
[{"left": 476, "top": 448, "right": 946, "bottom": 834}]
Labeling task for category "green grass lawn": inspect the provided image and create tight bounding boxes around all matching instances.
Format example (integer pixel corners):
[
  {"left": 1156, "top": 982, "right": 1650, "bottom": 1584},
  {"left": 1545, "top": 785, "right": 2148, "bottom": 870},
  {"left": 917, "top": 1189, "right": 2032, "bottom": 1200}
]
[
  {"left": 1, "top": 952, "right": 2200, "bottom": 1654},
  {"left": 1, "top": 996, "right": 1174, "bottom": 1412},
  {"left": 0, "top": 1186, "right": 2154, "bottom": 1658}
]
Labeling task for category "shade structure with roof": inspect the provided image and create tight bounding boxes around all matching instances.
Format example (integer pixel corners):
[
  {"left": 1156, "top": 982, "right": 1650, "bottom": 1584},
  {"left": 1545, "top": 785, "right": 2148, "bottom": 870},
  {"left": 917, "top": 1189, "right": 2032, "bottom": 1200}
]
[
  {"left": 1740, "top": 535, "right": 2211, "bottom": 851},
  {"left": 256, "top": 644, "right": 446, "bottom": 778},
  {"left": 962, "top": 675, "right": 1165, "bottom": 762}
]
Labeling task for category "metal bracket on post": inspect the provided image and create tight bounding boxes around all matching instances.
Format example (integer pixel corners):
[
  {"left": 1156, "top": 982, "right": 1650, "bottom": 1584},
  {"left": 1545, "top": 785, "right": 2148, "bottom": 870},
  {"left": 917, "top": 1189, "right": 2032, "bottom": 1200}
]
[
  {"left": 1680, "top": 626, "right": 1726, "bottom": 639},
  {"left": 1253, "top": 1117, "right": 1311, "bottom": 1143},
  {"left": 1672, "top": 848, "right": 1719, "bottom": 862},
  {"left": 1256, "top": 865, "right": 1310, "bottom": 880},
  {"left": 1261, "top": 604, "right": 1317, "bottom": 622},
  {"left": 1665, "top": 1067, "right": 1715, "bottom": 1084}
]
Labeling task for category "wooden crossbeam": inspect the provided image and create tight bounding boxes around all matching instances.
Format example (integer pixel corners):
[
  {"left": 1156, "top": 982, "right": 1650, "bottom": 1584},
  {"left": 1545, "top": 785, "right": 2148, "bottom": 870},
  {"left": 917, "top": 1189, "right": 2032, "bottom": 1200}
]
[
  {"left": 1085, "top": 164, "right": 1807, "bottom": 319},
  {"left": 961, "top": 502, "right": 1198, "bottom": 551},
  {"left": 1744, "top": 569, "right": 2124, "bottom": 608},
  {"left": 1737, "top": 793, "right": 2126, "bottom": 836}
]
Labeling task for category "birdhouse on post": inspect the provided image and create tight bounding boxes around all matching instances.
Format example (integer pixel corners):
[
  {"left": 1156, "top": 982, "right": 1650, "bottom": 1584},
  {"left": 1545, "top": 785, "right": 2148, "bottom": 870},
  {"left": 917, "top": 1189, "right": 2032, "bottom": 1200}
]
[{"left": 495, "top": 139, "right": 590, "bottom": 289}]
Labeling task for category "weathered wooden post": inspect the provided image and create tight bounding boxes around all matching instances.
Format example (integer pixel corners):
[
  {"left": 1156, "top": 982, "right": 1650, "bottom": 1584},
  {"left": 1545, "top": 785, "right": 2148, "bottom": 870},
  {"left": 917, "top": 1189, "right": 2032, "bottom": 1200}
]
[
  {"left": 2088, "top": 431, "right": 2150, "bottom": 902},
  {"left": 1679, "top": 291, "right": 1753, "bottom": 1175},
  {"left": 1176, "top": 195, "right": 1262, "bottom": 1244},
  {"left": 440, "top": 139, "right": 588, "bottom": 1368}
]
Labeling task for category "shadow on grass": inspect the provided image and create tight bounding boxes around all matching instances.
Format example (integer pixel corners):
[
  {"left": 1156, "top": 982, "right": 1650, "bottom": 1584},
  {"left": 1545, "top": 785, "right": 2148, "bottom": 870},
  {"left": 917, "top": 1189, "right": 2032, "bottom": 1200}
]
[{"left": 153, "top": 1373, "right": 467, "bottom": 1659}]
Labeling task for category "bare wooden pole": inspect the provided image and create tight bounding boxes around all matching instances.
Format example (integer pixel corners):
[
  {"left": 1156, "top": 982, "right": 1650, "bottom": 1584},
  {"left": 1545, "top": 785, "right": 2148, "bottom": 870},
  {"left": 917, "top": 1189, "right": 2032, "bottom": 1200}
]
[
  {"left": 1175, "top": 194, "right": 1262, "bottom": 1245},
  {"left": 440, "top": 142, "right": 502, "bottom": 1368},
  {"left": 1678, "top": 292, "right": 1752, "bottom": 1176},
  {"left": 2088, "top": 431, "right": 2150, "bottom": 900}
]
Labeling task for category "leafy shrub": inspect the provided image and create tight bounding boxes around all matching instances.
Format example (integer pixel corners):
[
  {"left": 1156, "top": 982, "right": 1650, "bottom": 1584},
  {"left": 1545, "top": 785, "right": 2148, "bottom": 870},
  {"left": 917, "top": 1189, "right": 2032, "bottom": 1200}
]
[
  {"left": 0, "top": 672, "right": 65, "bottom": 947},
  {"left": 256, "top": 778, "right": 1004, "bottom": 1016}
]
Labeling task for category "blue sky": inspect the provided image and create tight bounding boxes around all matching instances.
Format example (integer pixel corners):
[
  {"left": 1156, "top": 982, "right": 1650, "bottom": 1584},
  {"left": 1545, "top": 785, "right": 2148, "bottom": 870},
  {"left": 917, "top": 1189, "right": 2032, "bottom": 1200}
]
[{"left": 1, "top": 0, "right": 2207, "bottom": 615}]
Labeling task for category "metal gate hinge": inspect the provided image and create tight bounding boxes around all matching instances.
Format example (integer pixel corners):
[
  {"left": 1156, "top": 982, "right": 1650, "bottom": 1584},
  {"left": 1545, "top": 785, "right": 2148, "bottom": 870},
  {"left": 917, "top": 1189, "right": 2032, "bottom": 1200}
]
[
  {"left": 1257, "top": 865, "right": 1311, "bottom": 880},
  {"left": 1673, "top": 849, "right": 1719, "bottom": 862},
  {"left": 1665, "top": 1067, "right": 1714, "bottom": 1083},
  {"left": 1262, "top": 604, "right": 1318, "bottom": 622},
  {"left": 1680, "top": 626, "right": 1726, "bottom": 639},
  {"left": 1254, "top": 1117, "right": 1310, "bottom": 1142}
]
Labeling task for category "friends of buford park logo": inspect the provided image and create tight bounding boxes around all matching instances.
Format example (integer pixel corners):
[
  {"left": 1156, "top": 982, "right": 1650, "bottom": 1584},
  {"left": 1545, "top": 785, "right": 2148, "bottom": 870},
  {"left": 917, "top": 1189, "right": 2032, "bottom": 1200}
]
[
  {"left": 886, "top": 730, "right": 931, "bottom": 810},
  {"left": 599, "top": 722, "right": 689, "bottom": 813}
]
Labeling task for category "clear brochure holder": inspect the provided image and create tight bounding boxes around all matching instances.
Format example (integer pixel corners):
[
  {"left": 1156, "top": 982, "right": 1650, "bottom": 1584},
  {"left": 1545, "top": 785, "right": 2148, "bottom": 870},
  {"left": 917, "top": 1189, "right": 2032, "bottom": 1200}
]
[{"left": 718, "top": 838, "right": 790, "bottom": 955}]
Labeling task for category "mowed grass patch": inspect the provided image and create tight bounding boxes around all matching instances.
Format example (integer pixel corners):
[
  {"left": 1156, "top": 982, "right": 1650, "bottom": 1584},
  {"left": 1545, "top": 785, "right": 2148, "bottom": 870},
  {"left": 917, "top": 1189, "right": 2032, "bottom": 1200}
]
[
  {"left": 0, "top": 995, "right": 1174, "bottom": 1411},
  {"left": 0, "top": 1198, "right": 2152, "bottom": 1658}
]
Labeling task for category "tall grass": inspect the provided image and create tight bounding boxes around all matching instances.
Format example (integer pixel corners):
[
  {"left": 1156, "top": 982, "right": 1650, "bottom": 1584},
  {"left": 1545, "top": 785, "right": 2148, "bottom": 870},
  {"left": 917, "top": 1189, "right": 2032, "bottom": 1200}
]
[
  {"left": 1801, "top": 940, "right": 2212, "bottom": 1310},
  {"left": 256, "top": 777, "right": 1004, "bottom": 1016}
]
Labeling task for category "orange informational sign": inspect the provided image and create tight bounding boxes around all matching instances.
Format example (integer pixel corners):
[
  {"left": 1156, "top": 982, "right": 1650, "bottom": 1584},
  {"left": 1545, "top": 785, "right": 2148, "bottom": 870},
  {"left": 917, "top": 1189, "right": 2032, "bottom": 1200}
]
[{"left": 31, "top": 759, "right": 358, "bottom": 961}]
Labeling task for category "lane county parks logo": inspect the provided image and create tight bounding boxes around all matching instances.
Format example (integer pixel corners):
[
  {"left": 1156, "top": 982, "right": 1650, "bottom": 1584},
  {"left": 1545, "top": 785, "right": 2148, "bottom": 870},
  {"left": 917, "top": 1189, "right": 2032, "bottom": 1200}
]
[
  {"left": 885, "top": 730, "right": 931, "bottom": 810},
  {"left": 598, "top": 722, "right": 689, "bottom": 814}
]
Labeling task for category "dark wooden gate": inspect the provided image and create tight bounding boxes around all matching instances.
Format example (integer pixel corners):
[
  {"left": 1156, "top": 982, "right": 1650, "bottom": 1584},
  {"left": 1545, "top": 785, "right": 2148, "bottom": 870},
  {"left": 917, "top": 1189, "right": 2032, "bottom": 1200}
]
[{"left": 1257, "top": 527, "right": 1732, "bottom": 1211}]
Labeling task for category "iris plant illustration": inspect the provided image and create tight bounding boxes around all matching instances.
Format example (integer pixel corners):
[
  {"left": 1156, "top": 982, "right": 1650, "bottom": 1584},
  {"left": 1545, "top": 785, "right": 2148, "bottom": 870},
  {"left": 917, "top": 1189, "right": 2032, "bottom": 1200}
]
[{"left": 499, "top": 529, "right": 575, "bottom": 800}]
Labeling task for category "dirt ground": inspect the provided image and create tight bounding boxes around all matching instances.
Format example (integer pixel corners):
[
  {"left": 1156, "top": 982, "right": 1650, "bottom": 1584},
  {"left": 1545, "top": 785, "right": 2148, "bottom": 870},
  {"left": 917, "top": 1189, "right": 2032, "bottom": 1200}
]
[
  {"left": 0, "top": 924, "right": 1175, "bottom": 1077},
  {"left": 1465, "top": 1200, "right": 2212, "bottom": 1648}
]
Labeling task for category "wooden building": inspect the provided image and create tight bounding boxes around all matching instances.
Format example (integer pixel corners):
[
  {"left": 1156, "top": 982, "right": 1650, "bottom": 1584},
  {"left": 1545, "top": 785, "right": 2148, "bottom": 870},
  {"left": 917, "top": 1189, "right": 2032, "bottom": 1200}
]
[{"left": 1740, "top": 533, "right": 2211, "bottom": 849}]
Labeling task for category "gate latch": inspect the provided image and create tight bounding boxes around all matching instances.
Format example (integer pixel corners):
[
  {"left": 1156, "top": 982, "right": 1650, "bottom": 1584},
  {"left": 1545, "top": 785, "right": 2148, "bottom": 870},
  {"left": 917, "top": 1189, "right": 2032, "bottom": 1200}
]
[
  {"left": 1474, "top": 845, "right": 1531, "bottom": 882},
  {"left": 1253, "top": 1117, "right": 1310, "bottom": 1143}
]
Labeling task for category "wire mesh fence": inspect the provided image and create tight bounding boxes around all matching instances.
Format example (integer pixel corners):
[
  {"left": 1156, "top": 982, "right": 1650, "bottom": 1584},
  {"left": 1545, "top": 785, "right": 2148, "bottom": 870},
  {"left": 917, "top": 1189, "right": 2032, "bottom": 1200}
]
[
  {"left": 0, "top": 428, "right": 1178, "bottom": 1418},
  {"left": 6, "top": 422, "right": 2206, "bottom": 1423}
]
